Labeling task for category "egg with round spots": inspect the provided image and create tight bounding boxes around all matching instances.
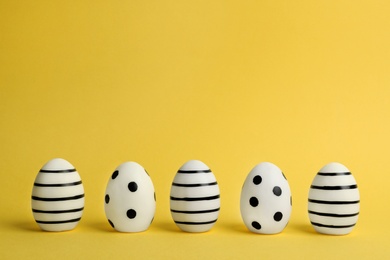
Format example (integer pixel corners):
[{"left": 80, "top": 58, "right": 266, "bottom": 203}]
[
  {"left": 240, "top": 162, "right": 292, "bottom": 234},
  {"left": 104, "top": 162, "right": 156, "bottom": 232},
  {"left": 31, "top": 158, "right": 85, "bottom": 232},
  {"left": 308, "top": 162, "right": 360, "bottom": 235},
  {"left": 170, "top": 160, "right": 220, "bottom": 233}
]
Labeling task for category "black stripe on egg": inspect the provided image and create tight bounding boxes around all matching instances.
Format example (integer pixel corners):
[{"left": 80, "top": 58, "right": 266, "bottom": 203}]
[
  {"left": 32, "top": 194, "right": 85, "bottom": 201},
  {"left": 308, "top": 210, "right": 359, "bottom": 218},
  {"left": 32, "top": 207, "right": 84, "bottom": 214},
  {"left": 308, "top": 170, "right": 359, "bottom": 233},
  {"left": 39, "top": 169, "right": 77, "bottom": 173},
  {"left": 310, "top": 222, "right": 356, "bottom": 229},
  {"left": 174, "top": 220, "right": 218, "bottom": 225},
  {"left": 308, "top": 199, "right": 360, "bottom": 205},
  {"left": 310, "top": 185, "right": 357, "bottom": 190},
  {"left": 170, "top": 208, "right": 220, "bottom": 214},
  {"left": 172, "top": 182, "right": 217, "bottom": 187},
  {"left": 35, "top": 218, "right": 82, "bottom": 224},
  {"left": 34, "top": 181, "right": 82, "bottom": 187},
  {"left": 170, "top": 195, "right": 220, "bottom": 201},
  {"left": 317, "top": 172, "right": 351, "bottom": 176},
  {"left": 178, "top": 169, "right": 212, "bottom": 173}
]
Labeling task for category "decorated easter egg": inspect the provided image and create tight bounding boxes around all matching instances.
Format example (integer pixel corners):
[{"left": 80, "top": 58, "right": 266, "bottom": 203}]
[
  {"left": 308, "top": 162, "right": 360, "bottom": 235},
  {"left": 240, "top": 162, "right": 292, "bottom": 234},
  {"left": 170, "top": 160, "right": 220, "bottom": 232},
  {"left": 104, "top": 162, "right": 156, "bottom": 232},
  {"left": 31, "top": 158, "right": 85, "bottom": 232}
]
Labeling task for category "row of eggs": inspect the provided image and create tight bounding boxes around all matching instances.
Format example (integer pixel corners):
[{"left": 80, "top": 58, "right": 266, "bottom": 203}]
[{"left": 31, "top": 158, "right": 360, "bottom": 235}]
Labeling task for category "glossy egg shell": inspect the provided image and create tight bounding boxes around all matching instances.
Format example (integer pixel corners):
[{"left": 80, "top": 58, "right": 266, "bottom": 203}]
[
  {"left": 104, "top": 162, "right": 156, "bottom": 232},
  {"left": 240, "top": 162, "right": 292, "bottom": 234},
  {"left": 170, "top": 160, "right": 220, "bottom": 233},
  {"left": 308, "top": 162, "right": 360, "bottom": 235},
  {"left": 31, "top": 158, "right": 85, "bottom": 232}
]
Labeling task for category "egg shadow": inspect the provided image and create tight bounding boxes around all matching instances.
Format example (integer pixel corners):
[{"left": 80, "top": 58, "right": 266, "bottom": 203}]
[
  {"left": 222, "top": 222, "right": 298, "bottom": 236},
  {"left": 151, "top": 221, "right": 183, "bottom": 233},
  {"left": 221, "top": 222, "right": 250, "bottom": 234},
  {"left": 219, "top": 220, "right": 321, "bottom": 236},
  {"left": 287, "top": 222, "right": 318, "bottom": 235},
  {"left": 85, "top": 220, "right": 182, "bottom": 233},
  {"left": 85, "top": 220, "right": 118, "bottom": 233},
  {"left": 11, "top": 220, "right": 42, "bottom": 232}
]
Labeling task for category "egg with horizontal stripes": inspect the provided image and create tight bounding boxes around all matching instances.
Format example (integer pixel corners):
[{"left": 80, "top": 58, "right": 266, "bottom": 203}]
[
  {"left": 104, "top": 162, "right": 156, "bottom": 232},
  {"left": 240, "top": 162, "right": 292, "bottom": 234},
  {"left": 170, "top": 160, "right": 220, "bottom": 232},
  {"left": 31, "top": 158, "right": 84, "bottom": 232},
  {"left": 308, "top": 162, "right": 360, "bottom": 235}
]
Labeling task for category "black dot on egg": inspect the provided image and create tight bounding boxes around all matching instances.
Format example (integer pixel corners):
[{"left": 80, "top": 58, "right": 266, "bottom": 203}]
[
  {"left": 127, "top": 209, "right": 137, "bottom": 219},
  {"left": 112, "top": 170, "right": 119, "bottom": 179},
  {"left": 273, "top": 186, "right": 282, "bottom": 196},
  {"left": 128, "top": 182, "right": 138, "bottom": 192},
  {"left": 105, "top": 194, "right": 110, "bottom": 204},
  {"left": 108, "top": 219, "right": 115, "bottom": 228},
  {"left": 252, "top": 221, "right": 261, "bottom": 230},
  {"left": 274, "top": 212, "right": 283, "bottom": 222},
  {"left": 253, "top": 175, "right": 262, "bottom": 185},
  {"left": 249, "top": 197, "right": 259, "bottom": 207}
]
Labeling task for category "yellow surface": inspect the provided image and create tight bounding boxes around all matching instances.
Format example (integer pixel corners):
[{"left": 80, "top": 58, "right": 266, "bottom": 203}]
[{"left": 1, "top": 1, "right": 389, "bottom": 259}]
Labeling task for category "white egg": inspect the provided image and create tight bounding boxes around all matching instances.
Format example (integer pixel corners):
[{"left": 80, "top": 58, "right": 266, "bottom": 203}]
[
  {"left": 31, "top": 158, "right": 85, "bottom": 232},
  {"left": 104, "top": 162, "right": 156, "bottom": 232},
  {"left": 240, "top": 162, "right": 292, "bottom": 234},
  {"left": 308, "top": 162, "right": 360, "bottom": 235},
  {"left": 170, "top": 160, "right": 220, "bottom": 233}
]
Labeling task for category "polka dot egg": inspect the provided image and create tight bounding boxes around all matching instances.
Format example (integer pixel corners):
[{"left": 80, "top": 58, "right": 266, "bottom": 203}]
[
  {"left": 308, "top": 162, "right": 360, "bottom": 235},
  {"left": 170, "top": 160, "right": 220, "bottom": 232},
  {"left": 104, "top": 162, "right": 156, "bottom": 232},
  {"left": 31, "top": 158, "right": 85, "bottom": 232},
  {"left": 240, "top": 162, "right": 292, "bottom": 234}
]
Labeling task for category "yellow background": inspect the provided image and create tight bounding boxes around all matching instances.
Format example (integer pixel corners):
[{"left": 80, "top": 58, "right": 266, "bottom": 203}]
[{"left": 1, "top": 1, "right": 389, "bottom": 259}]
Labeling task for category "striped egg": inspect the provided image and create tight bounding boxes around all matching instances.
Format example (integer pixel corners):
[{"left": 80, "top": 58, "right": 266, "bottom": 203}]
[
  {"left": 170, "top": 160, "right": 220, "bottom": 232},
  {"left": 308, "top": 162, "right": 360, "bottom": 235},
  {"left": 31, "top": 158, "right": 85, "bottom": 232}
]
